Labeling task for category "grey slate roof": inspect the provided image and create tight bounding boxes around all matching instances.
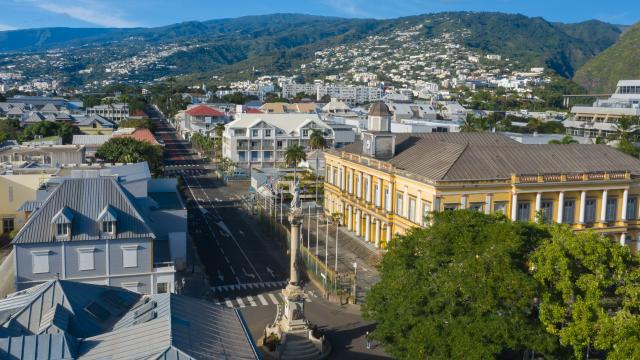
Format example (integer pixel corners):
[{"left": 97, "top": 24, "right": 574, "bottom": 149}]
[
  {"left": 0, "top": 281, "right": 260, "bottom": 360},
  {"left": 341, "top": 133, "right": 640, "bottom": 181},
  {"left": 12, "top": 177, "right": 155, "bottom": 244}
]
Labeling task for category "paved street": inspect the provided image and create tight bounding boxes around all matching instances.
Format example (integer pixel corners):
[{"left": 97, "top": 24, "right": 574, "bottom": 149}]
[{"left": 148, "top": 106, "right": 390, "bottom": 359}]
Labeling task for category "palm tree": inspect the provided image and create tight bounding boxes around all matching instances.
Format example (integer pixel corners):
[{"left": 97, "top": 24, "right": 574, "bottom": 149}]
[
  {"left": 548, "top": 135, "right": 579, "bottom": 145},
  {"left": 309, "top": 129, "right": 326, "bottom": 203},
  {"left": 284, "top": 143, "right": 307, "bottom": 188}
]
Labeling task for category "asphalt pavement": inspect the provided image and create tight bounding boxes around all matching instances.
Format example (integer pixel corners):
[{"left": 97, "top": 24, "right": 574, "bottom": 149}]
[{"left": 149, "top": 107, "right": 390, "bottom": 359}]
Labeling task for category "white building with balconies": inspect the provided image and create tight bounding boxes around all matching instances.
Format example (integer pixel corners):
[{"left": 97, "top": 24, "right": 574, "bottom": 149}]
[{"left": 223, "top": 113, "right": 336, "bottom": 168}]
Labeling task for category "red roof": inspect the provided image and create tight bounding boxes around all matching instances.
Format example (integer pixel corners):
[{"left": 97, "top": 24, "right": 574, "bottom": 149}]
[
  {"left": 131, "top": 109, "right": 148, "bottom": 117},
  {"left": 185, "top": 105, "right": 224, "bottom": 117},
  {"left": 245, "top": 108, "right": 263, "bottom": 114},
  {"left": 115, "top": 128, "right": 160, "bottom": 146}
]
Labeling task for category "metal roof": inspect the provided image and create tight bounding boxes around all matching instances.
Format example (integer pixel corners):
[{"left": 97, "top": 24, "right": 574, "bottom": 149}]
[
  {"left": 340, "top": 133, "right": 640, "bottom": 181},
  {"left": 12, "top": 177, "right": 155, "bottom": 244},
  {"left": 0, "top": 281, "right": 260, "bottom": 359}
]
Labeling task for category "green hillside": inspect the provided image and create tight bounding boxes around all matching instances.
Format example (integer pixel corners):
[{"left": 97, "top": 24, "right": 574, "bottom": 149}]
[{"left": 573, "top": 22, "right": 640, "bottom": 92}]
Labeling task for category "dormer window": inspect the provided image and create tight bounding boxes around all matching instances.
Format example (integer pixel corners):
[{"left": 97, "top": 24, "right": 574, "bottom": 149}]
[
  {"left": 51, "top": 207, "right": 74, "bottom": 239},
  {"left": 56, "top": 223, "right": 70, "bottom": 237},
  {"left": 98, "top": 205, "right": 118, "bottom": 236},
  {"left": 102, "top": 221, "right": 115, "bottom": 234}
]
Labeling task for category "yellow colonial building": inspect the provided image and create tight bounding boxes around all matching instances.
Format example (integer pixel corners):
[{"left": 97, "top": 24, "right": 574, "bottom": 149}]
[{"left": 324, "top": 102, "right": 640, "bottom": 250}]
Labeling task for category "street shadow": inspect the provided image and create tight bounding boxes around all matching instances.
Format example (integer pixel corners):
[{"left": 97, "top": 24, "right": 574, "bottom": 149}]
[{"left": 323, "top": 322, "right": 390, "bottom": 360}]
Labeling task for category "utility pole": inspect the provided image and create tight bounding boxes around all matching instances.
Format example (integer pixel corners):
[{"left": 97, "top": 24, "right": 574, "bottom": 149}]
[
  {"left": 325, "top": 218, "right": 329, "bottom": 268},
  {"left": 307, "top": 204, "right": 311, "bottom": 263},
  {"left": 315, "top": 208, "right": 320, "bottom": 274}
]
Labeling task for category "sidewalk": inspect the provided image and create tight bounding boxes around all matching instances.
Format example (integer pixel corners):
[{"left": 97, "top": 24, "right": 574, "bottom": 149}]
[{"left": 298, "top": 210, "right": 383, "bottom": 304}]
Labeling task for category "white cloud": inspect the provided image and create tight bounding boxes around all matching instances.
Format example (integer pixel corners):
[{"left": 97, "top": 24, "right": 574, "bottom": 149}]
[
  {"left": 34, "top": 0, "right": 141, "bottom": 28},
  {"left": 0, "top": 23, "right": 16, "bottom": 31},
  {"left": 324, "top": 0, "right": 370, "bottom": 17}
]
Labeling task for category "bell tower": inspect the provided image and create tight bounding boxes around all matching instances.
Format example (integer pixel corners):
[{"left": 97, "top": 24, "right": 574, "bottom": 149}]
[{"left": 362, "top": 101, "right": 396, "bottom": 160}]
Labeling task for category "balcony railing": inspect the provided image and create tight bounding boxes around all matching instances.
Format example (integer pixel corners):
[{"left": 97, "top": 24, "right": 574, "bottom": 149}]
[
  {"left": 513, "top": 171, "right": 630, "bottom": 184},
  {"left": 154, "top": 261, "right": 175, "bottom": 273}
]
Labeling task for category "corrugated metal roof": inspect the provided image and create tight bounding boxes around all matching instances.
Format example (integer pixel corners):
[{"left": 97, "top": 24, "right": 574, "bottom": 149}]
[
  {"left": 340, "top": 133, "right": 640, "bottom": 181},
  {"left": 0, "top": 281, "right": 259, "bottom": 359},
  {"left": 12, "top": 177, "right": 155, "bottom": 244},
  {"left": 16, "top": 201, "right": 42, "bottom": 212},
  {"left": 72, "top": 135, "right": 111, "bottom": 146}
]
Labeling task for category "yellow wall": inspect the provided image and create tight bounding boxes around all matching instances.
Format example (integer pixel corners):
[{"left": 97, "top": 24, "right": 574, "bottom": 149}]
[
  {"left": 325, "top": 151, "right": 640, "bottom": 249},
  {"left": 0, "top": 175, "right": 50, "bottom": 234}
]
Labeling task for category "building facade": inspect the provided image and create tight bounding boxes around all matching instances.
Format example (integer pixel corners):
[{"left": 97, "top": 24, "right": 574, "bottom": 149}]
[
  {"left": 86, "top": 103, "right": 129, "bottom": 123},
  {"left": 223, "top": 113, "right": 336, "bottom": 168},
  {"left": 564, "top": 80, "right": 640, "bottom": 139},
  {"left": 11, "top": 176, "right": 179, "bottom": 294},
  {"left": 324, "top": 102, "right": 640, "bottom": 250}
]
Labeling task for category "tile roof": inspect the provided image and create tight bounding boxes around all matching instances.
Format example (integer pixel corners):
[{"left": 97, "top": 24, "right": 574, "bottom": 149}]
[
  {"left": 12, "top": 177, "right": 155, "bottom": 244},
  {"left": 340, "top": 133, "right": 640, "bottom": 181},
  {"left": 114, "top": 128, "right": 159, "bottom": 145},
  {"left": 185, "top": 105, "right": 224, "bottom": 117}
]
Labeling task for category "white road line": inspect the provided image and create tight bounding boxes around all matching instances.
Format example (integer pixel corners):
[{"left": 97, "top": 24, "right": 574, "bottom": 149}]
[
  {"left": 257, "top": 294, "right": 269, "bottom": 306},
  {"left": 268, "top": 293, "right": 279, "bottom": 305},
  {"left": 224, "top": 298, "right": 234, "bottom": 308},
  {"left": 236, "top": 276, "right": 241, "bottom": 284},
  {"left": 235, "top": 297, "right": 246, "bottom": 308},
  {"left": 246, "top": 296, "right": 257, "bottom": 307}
]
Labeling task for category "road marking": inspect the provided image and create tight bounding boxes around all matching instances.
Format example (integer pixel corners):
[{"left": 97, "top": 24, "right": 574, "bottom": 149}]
[
  {"left": 257, "top": 294, "right": 269, "bottom": 306},
  {"left": 268, "top": 293, "right": 279, "bottom": 304},
  {"left": 236, "top": 276, "right": 241, "bottom": 284},
  {"left": 217, "top": 270, "right": 224, "bottom": 282},
  {"left": 235, "top": 297, "right": 246, "bottom": 308},
  {"left": 266, "top": 266, "right": 275, "bottom": 278},
  {"left": 224, "top": 298, "right": 234, "bottom": 308},
  {"left": 246, "top": 296, "right": 257, "bottom": 307}
]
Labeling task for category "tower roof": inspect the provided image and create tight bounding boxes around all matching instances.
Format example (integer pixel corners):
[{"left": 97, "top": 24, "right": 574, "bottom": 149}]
[{"left": 368, "top": 101, "right": 392, "bottom": 117}]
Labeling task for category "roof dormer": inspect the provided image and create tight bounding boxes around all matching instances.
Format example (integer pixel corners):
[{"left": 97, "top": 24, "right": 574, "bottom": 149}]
[
  {"left": 98, "top": 205, "right": 118, "bottom": 236},
  {"left": 51, "top": 207, "right": 74, "bottom": 239}
]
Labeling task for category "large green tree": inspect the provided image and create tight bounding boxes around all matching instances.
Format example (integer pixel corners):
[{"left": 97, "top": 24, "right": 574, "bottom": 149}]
[
  {"left": 19, "top": 121, "right": 80, "bottom": 144},
  {"left": 530, "top": 226, "right": 640, "bottom": 359},
  {"left": 95, "top": 137, "right": 163, "bottom": 175},
  {"left": 363, "top": 211, "right": 559, "bottom": 360}
]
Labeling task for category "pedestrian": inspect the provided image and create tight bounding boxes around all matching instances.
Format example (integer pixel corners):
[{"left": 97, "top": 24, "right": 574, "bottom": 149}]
[{"left": 365, "top": 331, "right": 371, "bottom": 350}]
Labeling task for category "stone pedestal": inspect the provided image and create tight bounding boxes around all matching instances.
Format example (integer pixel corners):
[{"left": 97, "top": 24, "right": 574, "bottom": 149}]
[{"left": 261, "top": 200, "right": 330, "bottom": 359}]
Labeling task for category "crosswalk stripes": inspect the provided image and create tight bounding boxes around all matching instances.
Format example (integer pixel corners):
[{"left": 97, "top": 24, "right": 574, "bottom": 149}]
[
  {"left": 257, "top": 294, "right": 269, "bottom": 306},
  {"left": 210, "top": 280, "right": 288, "bottom": 293},
  {"left": 235, "top": 297, "right": 246, "bottom": 308},
  {"left": 217, "top": 290, "right": 312, "bottom": 309},
  {"left": 267, "top": 293, "right": 279, "bottom": 305}
]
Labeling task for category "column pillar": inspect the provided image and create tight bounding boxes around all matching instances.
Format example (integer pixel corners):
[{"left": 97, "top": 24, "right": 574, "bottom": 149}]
[
  {"left": 347, "top": 206, "right": 353, "bottom": 231},
  {"left": 620, "top": 233, "right": 627, "bottom": 246},
  {"left": 535, "top": 192, "right": 542, "bottom": 213},
  {"left": 376, "top": 178, "right": 382, "bottom": 207},
  {"left": 375, "top": 220, "right": 381, "bottom": 248},
  {"left": 600, "top": 189, "right": 608, "bottom": 222},
  {"left": 485, "top": 194, "right": 492, "bottom": 215},
  {"left": 511, "top": 193, "right": 518, "bottom": 221},
  {"left": 460, "top": 194, "right": 467, "bottom": 209},
  {"left": 289, "top": 216, "right": 301, "bottom": 286},
  {"left": 417, "top": 191, "right": 422, "bottom": 225},
  {"left": 403, "top": 186, "right": 409, "bottom": 218},
  {"left": 355, "top": 210, "right": 361, "bottom": 236},
  {"left": 579, "top": 191, "right": 586, "bottom": 223},
  {"left": 557, "top": 191, "right": 564, "bottom": 223},
  {"left": 386, "top": 223, "right": 392, "bottom": 244},
  {"left": 622, "top": 189, "right": 629, "bottom": 221},
  {"left": 365, "top": 215, "right": 371, "bottom": 242}
]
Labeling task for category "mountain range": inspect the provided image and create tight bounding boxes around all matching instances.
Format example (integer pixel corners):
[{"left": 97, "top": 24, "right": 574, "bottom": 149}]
[{"left": 0, "top": 12, "right": 631, "bottom": 88}]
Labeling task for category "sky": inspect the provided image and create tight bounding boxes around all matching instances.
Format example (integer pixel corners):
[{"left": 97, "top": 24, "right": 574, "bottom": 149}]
[{"left": 0, "top": 0, "right": 637, "bottom": 31}]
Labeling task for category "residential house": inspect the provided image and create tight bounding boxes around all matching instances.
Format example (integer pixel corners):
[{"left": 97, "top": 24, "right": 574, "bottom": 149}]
[
  {"left": 0, "top": 144, "right": 86, "bottom": 168},
  {"left": 0, "top": 174, "right": 53, "bottom": 237},
  {"left": 183, "top": 104, "right": 226, "bottom": 139},
  {"left": 260, "top": 102, "right": 318, "bottom": 114},
  {"left": 11, "top": 173, "right": 183, "bottom": 294}
]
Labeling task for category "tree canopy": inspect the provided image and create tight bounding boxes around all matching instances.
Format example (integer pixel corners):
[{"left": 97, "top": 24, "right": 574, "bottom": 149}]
[
  {"left": 364, "top": 210, "right": 640, "bottom": 359},
  {"left": 364, "top": 211, "right": 559, "bottom": 359},
  {"left": 95, "top": 137, "right": 163, "bottom": 175},
  {"left": 20, "top": 121, "right": 80, "bottom": 144}
]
